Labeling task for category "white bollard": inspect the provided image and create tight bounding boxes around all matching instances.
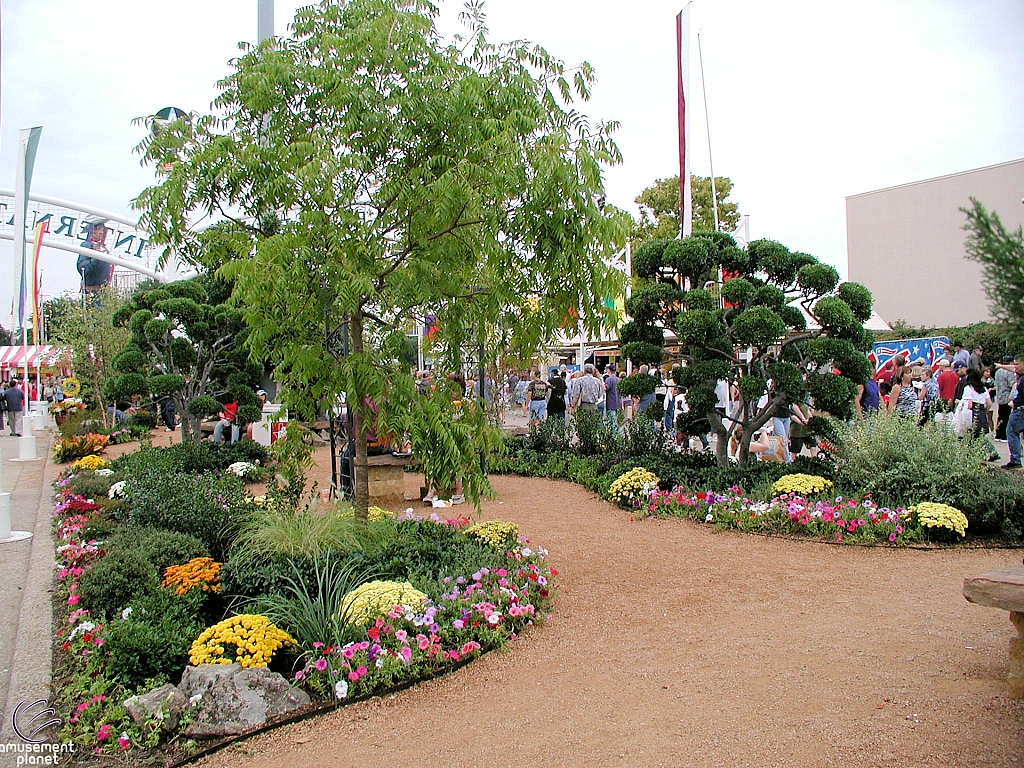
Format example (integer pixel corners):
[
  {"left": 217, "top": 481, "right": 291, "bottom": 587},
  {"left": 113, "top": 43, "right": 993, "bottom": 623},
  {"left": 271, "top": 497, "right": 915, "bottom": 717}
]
[
  {"left": 0, "top": 492, "right": 32, "bottom": 544},
  {"left": 0, "top": 492, "right": 9, "bottom": 539},
  {"left": 17, "top": 434, "right": 37, "bottom": 461},
  {"left": 32, "top": 402, "right": 47, "bottom": 431}
]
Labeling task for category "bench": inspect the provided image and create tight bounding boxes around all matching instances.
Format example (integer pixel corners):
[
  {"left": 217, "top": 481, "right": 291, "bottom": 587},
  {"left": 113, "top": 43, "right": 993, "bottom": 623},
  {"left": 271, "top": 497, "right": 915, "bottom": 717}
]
[
  {"left": 963, "top": 565, "right": 1024, "bottom": 698},
  {"left": 357, "top": 454, "right": 413, "bottom": 507}
]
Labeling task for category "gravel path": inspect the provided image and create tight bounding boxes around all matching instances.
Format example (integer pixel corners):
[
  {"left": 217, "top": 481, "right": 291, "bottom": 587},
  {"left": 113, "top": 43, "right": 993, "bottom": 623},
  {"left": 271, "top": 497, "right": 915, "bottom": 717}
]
[{"left": 197, "top": 471, "right": 1023, "bottom": 768}]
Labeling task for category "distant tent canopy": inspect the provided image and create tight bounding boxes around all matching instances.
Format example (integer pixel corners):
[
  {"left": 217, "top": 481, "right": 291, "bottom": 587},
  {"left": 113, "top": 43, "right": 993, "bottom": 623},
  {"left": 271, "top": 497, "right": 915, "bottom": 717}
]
[{"left": 0, "top": 345, "right": 71, "bottom": 374}]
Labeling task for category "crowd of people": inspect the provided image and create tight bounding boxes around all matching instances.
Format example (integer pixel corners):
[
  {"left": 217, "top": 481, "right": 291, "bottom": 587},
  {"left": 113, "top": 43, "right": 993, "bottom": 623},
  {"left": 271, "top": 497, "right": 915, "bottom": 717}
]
[
  {"left": 862, "top": 343, "right": 1013, "bottom": 465},
  {"left": 496, "top": 341, "right": 1024, "bottom": 468}
]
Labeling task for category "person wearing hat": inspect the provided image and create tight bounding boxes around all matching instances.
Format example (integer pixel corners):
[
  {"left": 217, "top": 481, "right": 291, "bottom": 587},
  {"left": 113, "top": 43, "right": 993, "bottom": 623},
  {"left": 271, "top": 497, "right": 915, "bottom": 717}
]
[
  {"left": 952, "top": 342, "right": 970, "bottom": 369},
  {"left": 935, "top": 358, "right": 959, "bottom": 412},
  {"left": 995, "top": 355, "right": 1017, "bottom": 440}
]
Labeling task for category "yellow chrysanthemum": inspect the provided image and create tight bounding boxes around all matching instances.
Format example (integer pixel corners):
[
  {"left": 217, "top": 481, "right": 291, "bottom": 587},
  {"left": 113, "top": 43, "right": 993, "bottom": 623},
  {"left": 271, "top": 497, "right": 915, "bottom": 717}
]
[
  {"left": 71, "top": 455, "right": 107, "bottom": 472},
  {"left": 911, "top": 502, "right": 968, "bottom": 538},
  {"left": 163, "top": 557, "right": 222, "bottom": 596},
  {"left": 339, "top": 581, "right": 427, "bottom": 626},
  {"left": 608, "top": 467, "right": 660, "bottom": 505},
  {"left": 464, "top": 520, "right": 519, "bottom": 549},
  {"left": 188, "top": 615, "right": 295, "bottom": 668},
  {"left": 771, "top": 474, "right": 834, "bottom": 497}
]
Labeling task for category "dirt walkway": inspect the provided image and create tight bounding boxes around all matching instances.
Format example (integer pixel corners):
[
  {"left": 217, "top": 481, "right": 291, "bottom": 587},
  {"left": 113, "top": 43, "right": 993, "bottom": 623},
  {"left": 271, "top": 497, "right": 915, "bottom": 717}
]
[{"left": 189, "top": 466, "right": 1023, "bottom": 768}]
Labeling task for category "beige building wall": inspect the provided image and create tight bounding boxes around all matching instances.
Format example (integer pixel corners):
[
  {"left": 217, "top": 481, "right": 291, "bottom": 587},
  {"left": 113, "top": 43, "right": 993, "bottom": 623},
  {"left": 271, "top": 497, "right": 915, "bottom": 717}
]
[{"left": 846, "top": 158, "right": 1024, "bottom": 328}]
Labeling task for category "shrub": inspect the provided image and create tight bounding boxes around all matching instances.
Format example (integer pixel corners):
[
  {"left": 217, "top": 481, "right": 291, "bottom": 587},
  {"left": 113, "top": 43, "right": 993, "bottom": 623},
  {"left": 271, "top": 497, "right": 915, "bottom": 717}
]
[
  {"left": 58, "top": 409, "right": 107, "bottom": 439},
  {"left": 834, "top": 410, "right": 989, "bottom": 509},
  {"left": 76, "top": 549, "right": 158, "bottom": 619},
  {"left": 573, "top": 410, "right": 619, "bottom": 456},
  {"left": 953, "top": 470, "right": 1024, "bottom": 538},
  {"left": 104, "top": 589, "right": 205, "bottom": 688},
  {"left": 125, "top": 468, "right": 247, "bottom": 559},
  {"left": 103, "top": 527, "right": 209, "bottom": 575},
  {"left": 126, "top": 411, "right": 157, "bottom": 430},
  {"left": 53, "top": 433, "right": 110, "bottom": 463},
  {"left": 525, "top": 418, "right": 571, "bottom": 453},
  {"left": 64, "top": 470, "right": 121, "bottom": 501},
  {"left": 620, "top": 413, "right": 672, "bottom": 458}
]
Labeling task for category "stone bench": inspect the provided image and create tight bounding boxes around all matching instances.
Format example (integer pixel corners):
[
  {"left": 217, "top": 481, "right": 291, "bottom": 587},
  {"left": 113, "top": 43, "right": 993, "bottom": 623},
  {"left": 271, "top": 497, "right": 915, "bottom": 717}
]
[
  {"left": 357, "top": 454, "right": 412, "bottom": 507},
  {"left": 963, "top": 565, "right": 1024, "bottom": 698}
]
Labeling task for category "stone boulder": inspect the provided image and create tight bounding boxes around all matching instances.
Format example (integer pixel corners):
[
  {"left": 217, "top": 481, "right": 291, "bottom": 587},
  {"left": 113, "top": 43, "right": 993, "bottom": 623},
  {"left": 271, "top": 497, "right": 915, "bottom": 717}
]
[
  {"left": 178, "top": 664, "right": 311, "bottom": 738},
  {"left": 124, "top": 684, "right": 187, "bottom": 732}
]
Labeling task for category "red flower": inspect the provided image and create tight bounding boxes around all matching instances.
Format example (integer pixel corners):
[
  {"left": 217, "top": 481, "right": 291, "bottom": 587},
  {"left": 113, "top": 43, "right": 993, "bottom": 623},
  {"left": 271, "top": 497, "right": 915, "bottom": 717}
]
[
  {"left": 539, "top": 589, "right": 550, "bottom": 598},
  {"left": 367, "top": 627, "right": 380, "bottom": 641},
  {"left": 549, "top": 569, "right": 559, "bottom": 576}
]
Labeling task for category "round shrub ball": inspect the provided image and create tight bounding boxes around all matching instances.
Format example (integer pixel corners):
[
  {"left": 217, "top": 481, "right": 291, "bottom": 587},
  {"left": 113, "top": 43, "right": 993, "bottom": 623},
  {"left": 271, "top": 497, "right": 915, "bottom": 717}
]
[{"left": 76, "top": 549, "right": 159, "bottom": 619}]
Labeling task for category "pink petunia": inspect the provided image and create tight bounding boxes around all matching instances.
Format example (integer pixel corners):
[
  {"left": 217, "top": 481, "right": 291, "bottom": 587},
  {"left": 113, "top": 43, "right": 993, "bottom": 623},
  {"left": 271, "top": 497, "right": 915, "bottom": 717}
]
[
  {"left": 96, "top": 724, "right": 113, "bottom": 742},
  {"left": 400, "top": 646, "right": 413, "bottom": 663},
  {"left": 315, "top": 658, "right": 328, "bottom": 672}
]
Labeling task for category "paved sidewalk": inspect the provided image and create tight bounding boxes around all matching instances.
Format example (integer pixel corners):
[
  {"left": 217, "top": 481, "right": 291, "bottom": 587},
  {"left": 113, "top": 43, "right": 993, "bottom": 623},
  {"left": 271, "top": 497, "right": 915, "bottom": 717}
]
[{"left": 0, "top": 426, "right": 56, "bottom": 745}]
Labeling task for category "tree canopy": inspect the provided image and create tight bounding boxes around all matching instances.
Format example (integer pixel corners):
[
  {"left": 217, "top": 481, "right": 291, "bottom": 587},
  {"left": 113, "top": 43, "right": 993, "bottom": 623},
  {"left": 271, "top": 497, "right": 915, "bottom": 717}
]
[
  {"left": 633, "top": 174, "right": 741, "bottom": 243},
  {"left": 132, "top": 0, "right": 629, "bottom": 513},
  {"left": 963, "top": 197, "right": 1024, "bottom": 337},
  {"left": 621, "top": 232, "right": 874, "bottom": 465},
  {"left": 106, "top": 276, "right": 261, "bottom": 441}
]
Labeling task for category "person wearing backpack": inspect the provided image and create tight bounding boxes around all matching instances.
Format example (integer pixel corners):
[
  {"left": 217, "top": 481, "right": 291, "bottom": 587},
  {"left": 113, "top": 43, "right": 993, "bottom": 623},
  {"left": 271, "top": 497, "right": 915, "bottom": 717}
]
[{"left": 525, "top": 370, "right": 549, "bottom": 424}]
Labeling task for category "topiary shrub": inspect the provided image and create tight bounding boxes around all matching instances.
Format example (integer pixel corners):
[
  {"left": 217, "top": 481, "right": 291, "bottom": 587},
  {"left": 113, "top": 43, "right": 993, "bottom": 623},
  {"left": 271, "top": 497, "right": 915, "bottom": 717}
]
[
  {"left": 125, "top": 468, "right": 247, "bottom": 559},
  {"left": 103, "top": 527, "right": 210, "bottom": 575},
  {"left": 103, "top": 589, "right": 205, "bottom": 688},
  {"left": 76, "top": 549, "right": 159, "bottom": 619}
]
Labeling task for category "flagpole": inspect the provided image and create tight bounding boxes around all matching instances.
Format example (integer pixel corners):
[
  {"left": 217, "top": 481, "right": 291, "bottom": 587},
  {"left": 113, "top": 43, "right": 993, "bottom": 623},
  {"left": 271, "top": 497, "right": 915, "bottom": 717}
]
[{"left": 676, "top": 4, "right": 693, "bottom": 239}]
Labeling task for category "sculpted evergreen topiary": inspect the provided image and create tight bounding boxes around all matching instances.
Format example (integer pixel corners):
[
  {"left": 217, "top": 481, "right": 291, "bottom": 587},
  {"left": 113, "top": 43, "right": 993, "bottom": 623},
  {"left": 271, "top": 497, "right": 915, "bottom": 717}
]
[{"left": 622, "top": 232, "right": 875, "bottom": 465}]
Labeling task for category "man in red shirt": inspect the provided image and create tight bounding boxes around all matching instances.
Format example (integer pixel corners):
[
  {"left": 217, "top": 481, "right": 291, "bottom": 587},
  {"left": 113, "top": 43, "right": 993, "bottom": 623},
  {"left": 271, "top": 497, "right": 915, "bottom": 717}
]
[{"left": 935, "top": 359, "right": 959, "bottom": 410}]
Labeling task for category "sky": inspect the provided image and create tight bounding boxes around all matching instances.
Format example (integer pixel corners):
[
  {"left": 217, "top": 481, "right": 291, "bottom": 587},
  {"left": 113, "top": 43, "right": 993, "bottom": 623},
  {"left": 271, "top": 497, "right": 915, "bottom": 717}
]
[{"left": 0, "top": 0, "right": 1022, "bottom": 329}]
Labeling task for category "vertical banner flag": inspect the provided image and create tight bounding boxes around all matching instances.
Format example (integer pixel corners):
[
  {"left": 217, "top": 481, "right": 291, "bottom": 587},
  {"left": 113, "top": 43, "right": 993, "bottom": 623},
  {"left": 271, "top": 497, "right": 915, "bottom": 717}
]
[
  {"left": 31, "top": 220, "right": 49, "bottom": 344},
  {"left": 14, "top": 126, "right": 43, "bottom": 385},
  {"left": 676, "top": 5, "right": 692, "bottom": 238}
]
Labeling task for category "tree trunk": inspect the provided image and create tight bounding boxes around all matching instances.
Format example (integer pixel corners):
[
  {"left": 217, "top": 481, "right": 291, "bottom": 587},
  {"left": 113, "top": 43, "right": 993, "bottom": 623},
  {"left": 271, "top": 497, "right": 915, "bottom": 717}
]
[{"left": 351, "top": 310, "right": 369, "bottom": 520}]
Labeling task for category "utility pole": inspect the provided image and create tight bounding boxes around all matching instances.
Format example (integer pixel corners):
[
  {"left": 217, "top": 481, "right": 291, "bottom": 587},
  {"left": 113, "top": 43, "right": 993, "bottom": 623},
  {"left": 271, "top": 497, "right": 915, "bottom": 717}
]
[{"left": 258, "top": 0, "right": 274, "bottom": 43}]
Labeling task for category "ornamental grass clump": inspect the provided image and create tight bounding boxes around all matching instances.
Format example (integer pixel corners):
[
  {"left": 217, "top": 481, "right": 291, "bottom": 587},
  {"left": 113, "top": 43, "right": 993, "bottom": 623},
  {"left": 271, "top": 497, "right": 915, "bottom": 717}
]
[
  {"left": 911, "top": 502, "right": 968, "bottom": 540},
  {"left": 607, "top": 467, "right": 659, "bottom": 507},
  {"left": 339, "top": 581, "right": 427, "bottom": 626},
  {"left": 188, "top": 614, "right": 295, "bottom": 668},
  {"left": 162, "top": 557, "right": 222, "bottom": 596},
  {"left": 771, "top": 473, "right": 833, "bottom": 497},
  {"left": 464, "top": 520, "right": 519, "bottom": 549}
]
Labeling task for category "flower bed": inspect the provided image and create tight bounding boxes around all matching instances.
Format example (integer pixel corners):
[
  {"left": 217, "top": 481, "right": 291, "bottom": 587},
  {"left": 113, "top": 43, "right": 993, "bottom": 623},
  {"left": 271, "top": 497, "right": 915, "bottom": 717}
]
[
  {"left": 48, "top": 445, "right": 555, "bottom": 764},
  {"left": 632, "top": 483, "right": 973, "bottom": 545}
]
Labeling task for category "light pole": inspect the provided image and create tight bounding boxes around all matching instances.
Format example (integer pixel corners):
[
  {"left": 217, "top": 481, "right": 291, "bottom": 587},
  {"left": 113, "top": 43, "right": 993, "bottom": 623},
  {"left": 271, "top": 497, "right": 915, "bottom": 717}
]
[{"left": 258, "top": 0, "right": 274, "bottom": 43}]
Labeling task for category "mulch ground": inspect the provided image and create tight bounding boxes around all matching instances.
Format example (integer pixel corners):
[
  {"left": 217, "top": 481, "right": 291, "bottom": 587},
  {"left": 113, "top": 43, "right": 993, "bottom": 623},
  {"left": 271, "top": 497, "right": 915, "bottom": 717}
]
[{"left": 185, "top": 454, "right": 1024, "bottom": 768}]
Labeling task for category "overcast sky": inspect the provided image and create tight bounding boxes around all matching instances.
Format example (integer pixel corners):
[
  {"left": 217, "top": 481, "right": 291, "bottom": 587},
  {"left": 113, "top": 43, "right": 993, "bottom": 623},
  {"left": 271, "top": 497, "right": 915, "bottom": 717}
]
[{"left": 1, "top": 0, "right": 1021, "bottom": 328}]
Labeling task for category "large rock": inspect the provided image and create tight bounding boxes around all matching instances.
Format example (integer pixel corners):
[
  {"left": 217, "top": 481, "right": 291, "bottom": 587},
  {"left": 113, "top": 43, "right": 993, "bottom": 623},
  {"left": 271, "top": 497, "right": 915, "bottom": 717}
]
[
  {"left": 178, "top": 664, "right": 311, "bottom": 738},
  {"left": 124, "top": 684, "right": 187, "bottom": 732}
]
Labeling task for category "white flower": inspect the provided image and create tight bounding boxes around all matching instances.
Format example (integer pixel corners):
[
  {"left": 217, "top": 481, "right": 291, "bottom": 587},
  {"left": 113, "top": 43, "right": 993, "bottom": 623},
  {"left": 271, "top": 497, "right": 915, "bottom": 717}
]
[
  {"left": 70, "top": 620, "right": 96, "bottom": 639},
  {"left": 334, "top": 680, "right": 349, "bottom": 700},
  {"left": 188, "top": 694, "right": 202, "bottom": 705},
  {"left": 121, "top": 606, "right": 133, "bottom": 620},
  {"left": 375, "top": 657, "right": 385, "bottom": 669},
  {"left": 705, "top": 513, "right": 714, "bottom": 522},
  {"left": 520, "top": 547, "right": 533, "bottom": 557},
  {"left": 94, "top": 468, "right": 114, "bottom": 476},
  {"left": 108, "top": 481, "right": 127, "bottom": 499},
  {"left": 226, "top": 461, "right": 257, "bottom": 478}
]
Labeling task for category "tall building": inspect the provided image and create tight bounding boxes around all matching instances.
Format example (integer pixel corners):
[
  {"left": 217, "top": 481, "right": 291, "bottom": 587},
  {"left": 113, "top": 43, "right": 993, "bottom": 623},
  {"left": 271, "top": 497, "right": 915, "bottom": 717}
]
[{"left": 846, "top": 158, "right": 1024, "bottom": 328}]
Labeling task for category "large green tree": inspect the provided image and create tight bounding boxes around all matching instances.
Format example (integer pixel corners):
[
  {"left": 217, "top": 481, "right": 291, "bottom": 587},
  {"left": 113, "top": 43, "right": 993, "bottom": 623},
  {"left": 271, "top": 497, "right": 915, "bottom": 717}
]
[
  {"left": 963, "top": 197, "right": 1024, "bottom": 336},
  {"left": 133, "top": 0, "right": 629, "bottom": 514},
  {"left": 621, "top": 233, "right": 874, "bottom": 466},
  {"left": 633, "top": 174, "right": 740, "bottom": 243}
]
